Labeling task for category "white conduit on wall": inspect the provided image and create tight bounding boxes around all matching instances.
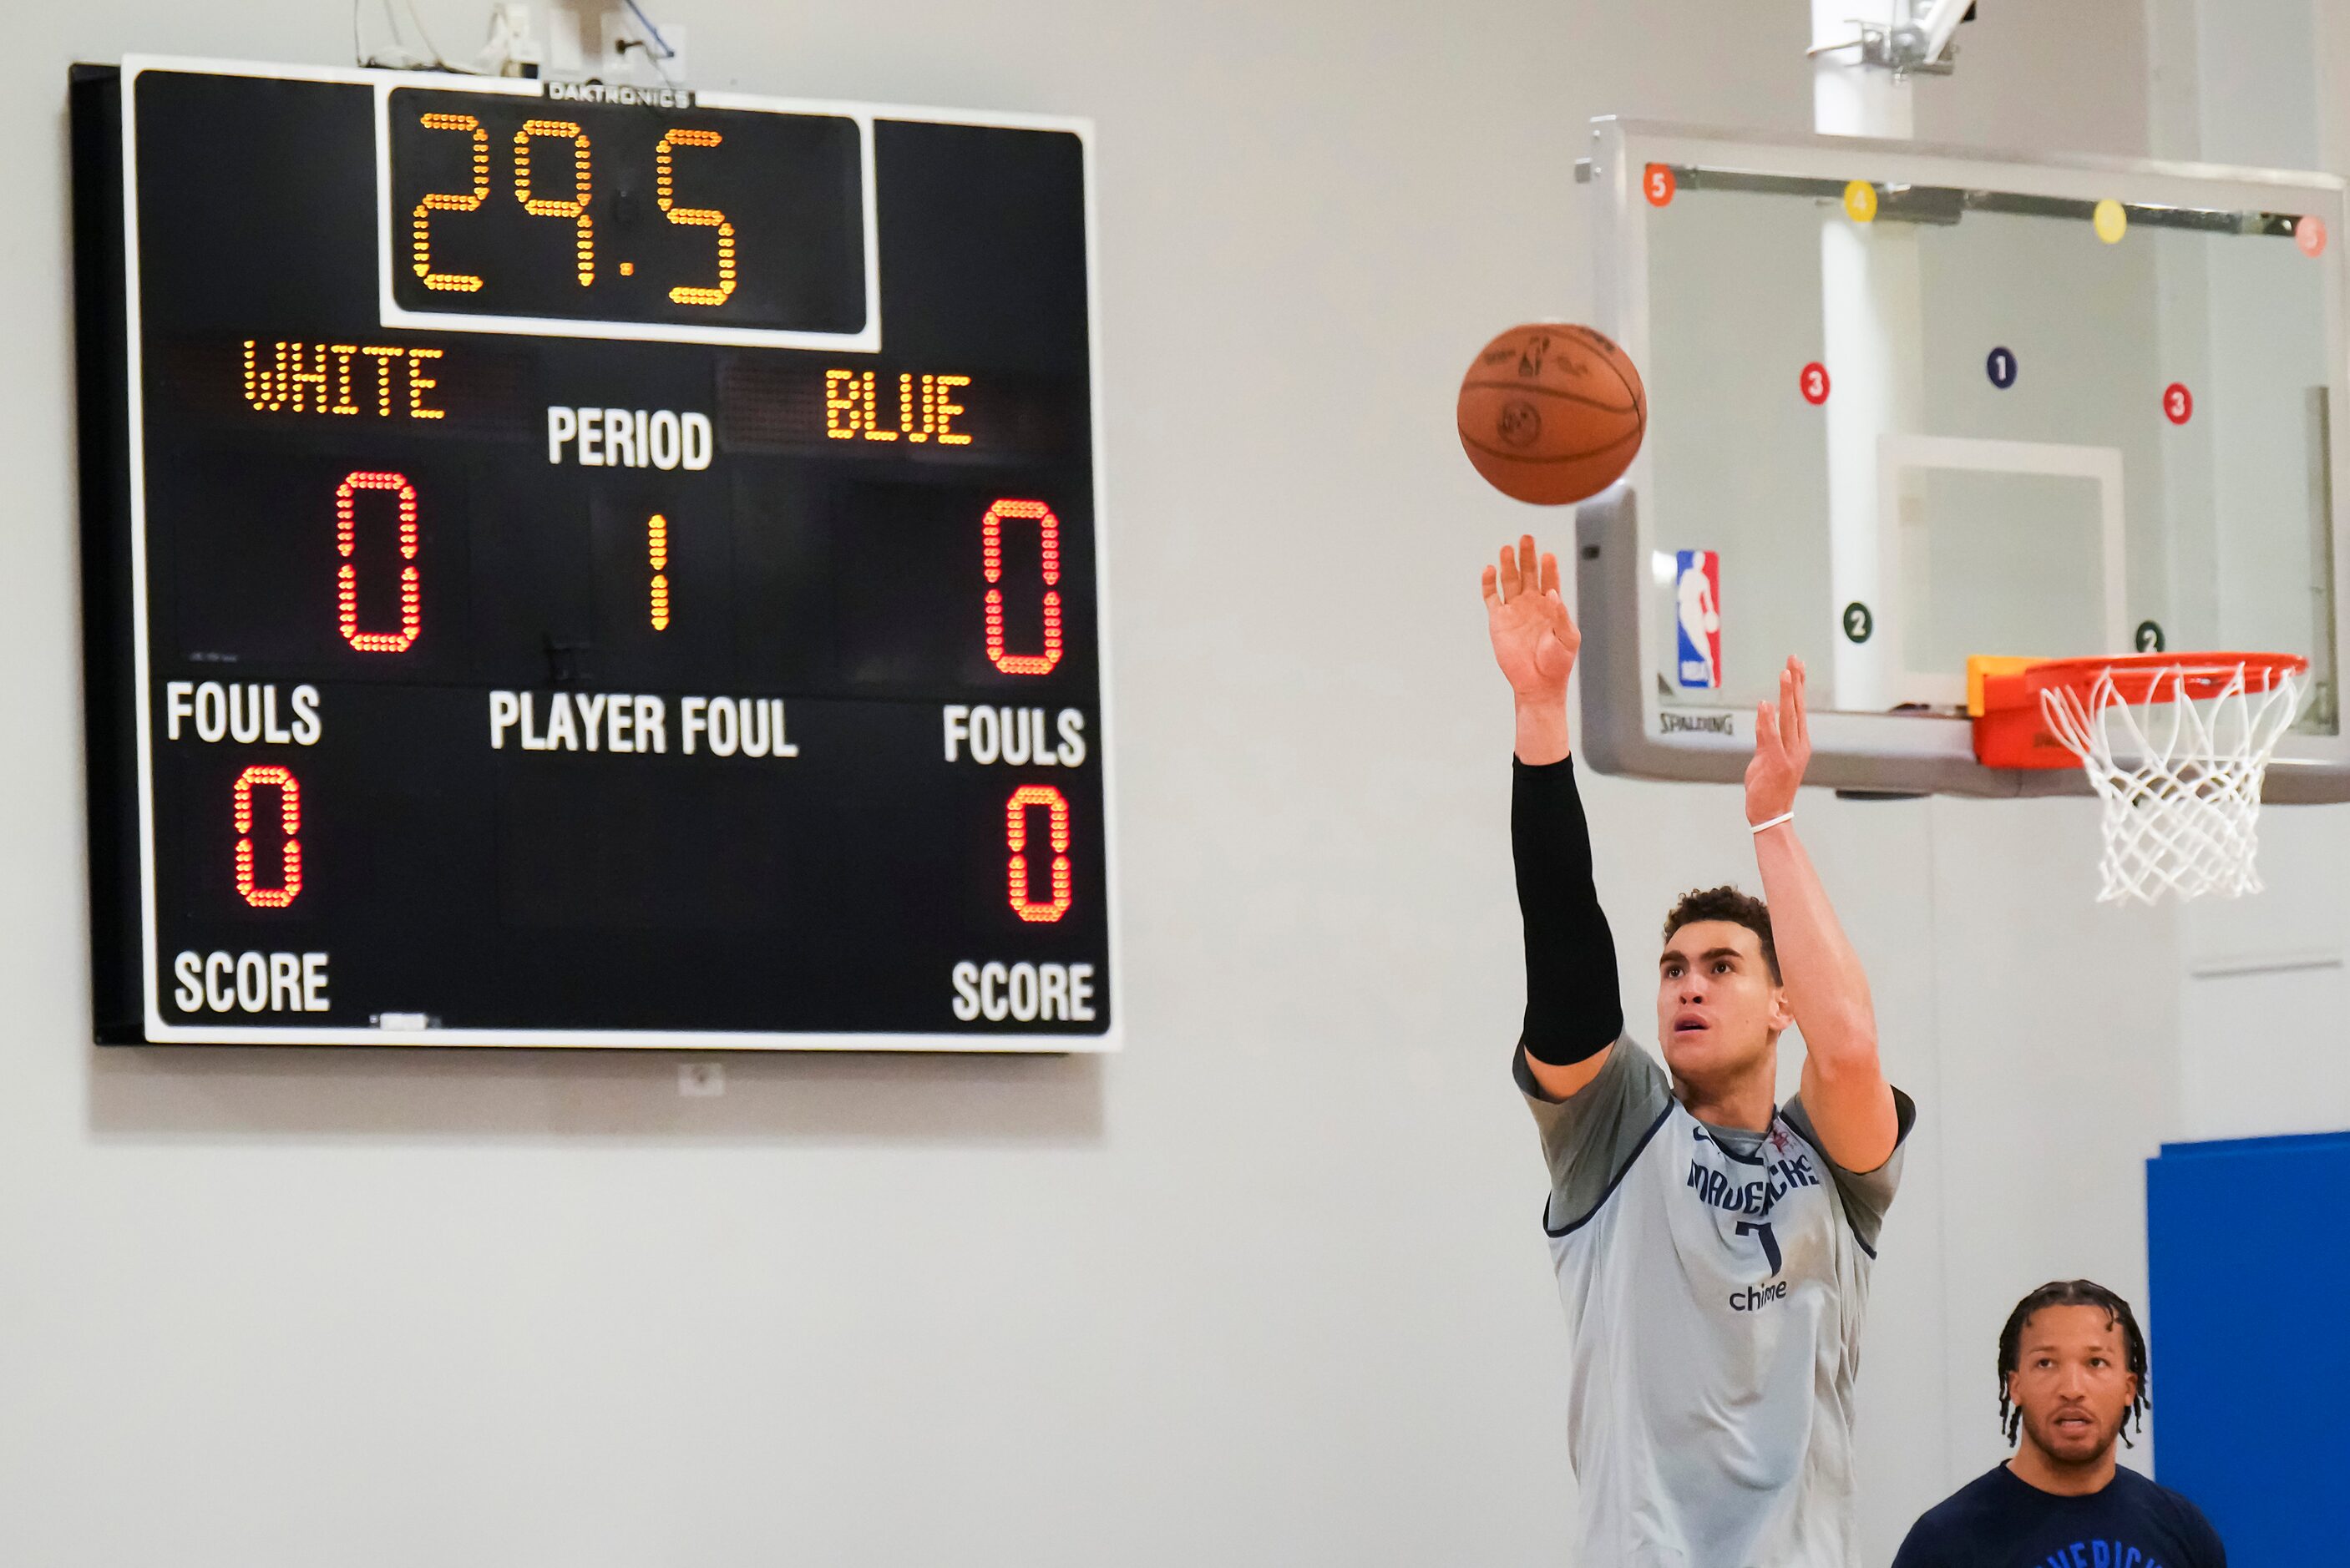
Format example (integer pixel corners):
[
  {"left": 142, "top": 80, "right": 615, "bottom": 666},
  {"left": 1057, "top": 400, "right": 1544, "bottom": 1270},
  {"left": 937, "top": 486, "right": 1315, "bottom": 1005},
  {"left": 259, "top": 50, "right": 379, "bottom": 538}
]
[{"left": 1812, "top": 0, "right": 1925, "bottom": 713}]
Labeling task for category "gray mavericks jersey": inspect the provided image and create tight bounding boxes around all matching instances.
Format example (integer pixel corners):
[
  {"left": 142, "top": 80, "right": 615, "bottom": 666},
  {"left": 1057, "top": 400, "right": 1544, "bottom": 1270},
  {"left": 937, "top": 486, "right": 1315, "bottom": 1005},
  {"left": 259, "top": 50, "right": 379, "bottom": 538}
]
[{"left": 1519, "top": 1039, "right": 1916, "bottom": 1568}]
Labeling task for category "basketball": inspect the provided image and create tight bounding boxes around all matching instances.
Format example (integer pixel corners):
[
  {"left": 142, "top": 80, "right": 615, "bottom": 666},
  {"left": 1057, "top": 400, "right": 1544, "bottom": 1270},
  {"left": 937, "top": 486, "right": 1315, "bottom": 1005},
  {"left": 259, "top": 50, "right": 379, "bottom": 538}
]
[{"left": 1456, "top": 323, "right": 1647, "bottom": 505}]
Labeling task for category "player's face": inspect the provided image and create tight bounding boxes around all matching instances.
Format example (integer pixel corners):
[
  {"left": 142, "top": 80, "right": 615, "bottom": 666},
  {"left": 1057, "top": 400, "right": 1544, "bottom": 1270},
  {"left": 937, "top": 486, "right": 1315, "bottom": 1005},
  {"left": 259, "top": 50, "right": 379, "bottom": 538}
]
[
  {"left": 1655, "top": 921, "right": 1788, "bottom": 1085},
  {"left": 2008, "top": 1306, "right": 2139, "bottom": 1467}
]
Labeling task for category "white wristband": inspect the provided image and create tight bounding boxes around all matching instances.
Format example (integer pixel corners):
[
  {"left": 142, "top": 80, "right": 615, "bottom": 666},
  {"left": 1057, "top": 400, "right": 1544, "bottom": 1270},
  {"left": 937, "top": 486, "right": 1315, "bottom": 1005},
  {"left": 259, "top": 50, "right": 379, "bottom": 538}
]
[{"left": 1750, "top": 811, "right": 1794, "bottom": 834}]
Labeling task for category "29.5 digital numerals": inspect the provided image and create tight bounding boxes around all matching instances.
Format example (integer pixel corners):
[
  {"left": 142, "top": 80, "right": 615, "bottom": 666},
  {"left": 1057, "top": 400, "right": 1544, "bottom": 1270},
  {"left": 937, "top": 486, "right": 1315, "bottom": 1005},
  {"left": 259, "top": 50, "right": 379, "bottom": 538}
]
[{"left": 411, "top": 114, "right": 737, "bottom": 306}]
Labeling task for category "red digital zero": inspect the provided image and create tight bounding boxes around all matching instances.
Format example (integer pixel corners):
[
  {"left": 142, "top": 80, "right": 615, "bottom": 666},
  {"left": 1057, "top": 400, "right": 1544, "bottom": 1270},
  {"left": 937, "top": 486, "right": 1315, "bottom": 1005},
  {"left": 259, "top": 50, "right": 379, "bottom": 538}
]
[
  {"left": 336, "top": 470, "right": 422, "bottom": 653},
  {"left": 1006, "top": 784, "right": 1073, "bottom": 923},
  {"left": 232, "top": 764, "right": 302, "bottom": 909},
  {"left": 984, "top": 498, "right": 1063, "bottom": 675}
]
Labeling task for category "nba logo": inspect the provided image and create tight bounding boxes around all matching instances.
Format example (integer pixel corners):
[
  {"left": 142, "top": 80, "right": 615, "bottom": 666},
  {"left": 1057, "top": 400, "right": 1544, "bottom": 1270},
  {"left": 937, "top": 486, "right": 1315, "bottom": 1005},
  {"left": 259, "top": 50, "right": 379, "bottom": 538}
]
[{"left": 1674, "top": 550, "right": 1721, "bottom": 690}]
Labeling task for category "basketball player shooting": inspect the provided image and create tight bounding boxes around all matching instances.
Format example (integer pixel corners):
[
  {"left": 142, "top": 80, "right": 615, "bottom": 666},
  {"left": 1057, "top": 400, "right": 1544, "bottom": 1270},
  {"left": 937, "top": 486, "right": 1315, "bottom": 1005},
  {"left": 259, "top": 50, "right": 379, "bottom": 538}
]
[{"left": 1482, "top": 534, "right": 1916, "bottom": 1565}]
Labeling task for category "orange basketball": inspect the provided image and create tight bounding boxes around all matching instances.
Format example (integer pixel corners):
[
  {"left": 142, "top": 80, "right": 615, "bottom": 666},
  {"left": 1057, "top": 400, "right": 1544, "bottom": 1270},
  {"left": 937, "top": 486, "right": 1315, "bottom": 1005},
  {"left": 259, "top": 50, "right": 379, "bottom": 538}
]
[{"left": 1456, "top": 323, "right": 1646, "bottom": 505}]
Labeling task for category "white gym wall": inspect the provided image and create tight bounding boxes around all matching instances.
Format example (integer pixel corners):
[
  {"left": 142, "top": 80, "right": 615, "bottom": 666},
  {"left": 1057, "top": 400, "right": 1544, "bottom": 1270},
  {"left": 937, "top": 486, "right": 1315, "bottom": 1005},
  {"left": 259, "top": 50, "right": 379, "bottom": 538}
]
[{"left": 0, "top": 2, "right": 2341, "bottom": 1564}]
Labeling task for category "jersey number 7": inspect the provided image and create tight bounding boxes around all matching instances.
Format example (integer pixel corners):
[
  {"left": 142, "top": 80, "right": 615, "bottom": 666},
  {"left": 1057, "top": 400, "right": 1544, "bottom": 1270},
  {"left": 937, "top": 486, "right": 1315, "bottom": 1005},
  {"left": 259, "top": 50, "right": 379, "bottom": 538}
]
[{"left": 1735, "top": 1219, "right": 1781, "bottom": 1275}]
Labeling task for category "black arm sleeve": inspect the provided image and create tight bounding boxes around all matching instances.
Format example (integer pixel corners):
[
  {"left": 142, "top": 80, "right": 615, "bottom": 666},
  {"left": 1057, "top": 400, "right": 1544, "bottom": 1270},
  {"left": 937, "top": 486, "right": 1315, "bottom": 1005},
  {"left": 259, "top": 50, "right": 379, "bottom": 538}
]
[{"left": 1513, "top": 755, "right": 1624, "bottom": 1066}]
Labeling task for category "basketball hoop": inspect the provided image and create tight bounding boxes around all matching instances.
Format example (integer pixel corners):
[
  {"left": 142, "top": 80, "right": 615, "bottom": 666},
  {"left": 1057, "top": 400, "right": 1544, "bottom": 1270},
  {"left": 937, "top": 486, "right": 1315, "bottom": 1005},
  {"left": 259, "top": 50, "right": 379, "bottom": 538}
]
[{"left": 1973, "top": 653, "right": 2311, "bottom": 905}]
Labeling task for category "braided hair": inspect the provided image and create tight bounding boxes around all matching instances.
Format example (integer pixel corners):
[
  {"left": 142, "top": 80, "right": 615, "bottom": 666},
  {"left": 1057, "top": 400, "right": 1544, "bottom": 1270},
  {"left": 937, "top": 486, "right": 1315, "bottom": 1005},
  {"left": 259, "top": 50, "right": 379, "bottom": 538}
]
[{"left": 1997, "top": 1278, "right": 2150, "bottom": 1447}]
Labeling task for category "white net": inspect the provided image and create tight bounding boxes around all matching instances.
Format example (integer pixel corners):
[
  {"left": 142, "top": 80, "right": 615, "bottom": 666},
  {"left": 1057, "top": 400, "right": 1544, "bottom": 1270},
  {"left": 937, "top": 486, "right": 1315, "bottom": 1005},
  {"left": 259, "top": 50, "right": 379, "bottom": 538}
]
[{"left": 2037, "top": 660, "right": 2308, "bottom": 906}]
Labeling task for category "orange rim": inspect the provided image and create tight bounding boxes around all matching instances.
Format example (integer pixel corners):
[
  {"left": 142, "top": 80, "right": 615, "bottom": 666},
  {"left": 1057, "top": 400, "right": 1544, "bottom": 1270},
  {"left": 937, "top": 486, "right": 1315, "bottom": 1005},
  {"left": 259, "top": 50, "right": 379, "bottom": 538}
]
[{"left": 2023, "top": 650, "right": 2307, "bottom": 706}]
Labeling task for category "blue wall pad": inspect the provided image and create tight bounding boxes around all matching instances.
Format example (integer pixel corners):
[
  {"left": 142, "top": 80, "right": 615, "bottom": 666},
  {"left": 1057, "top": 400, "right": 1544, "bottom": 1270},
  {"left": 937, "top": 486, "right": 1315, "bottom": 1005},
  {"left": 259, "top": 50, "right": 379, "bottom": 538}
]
[{"left": 2146, "top": 1128, "right": 2350, "bottom": 1565}]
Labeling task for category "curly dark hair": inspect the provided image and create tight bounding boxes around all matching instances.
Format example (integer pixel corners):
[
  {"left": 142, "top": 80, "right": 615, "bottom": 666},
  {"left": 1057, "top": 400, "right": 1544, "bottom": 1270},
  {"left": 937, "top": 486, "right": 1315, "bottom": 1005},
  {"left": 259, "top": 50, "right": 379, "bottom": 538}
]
[
  {"left": 1662, "top": 886, "right": 1779, "bottom": 983},
  {"left": 1997, "top": 1279, "right": 2150, "bottom": 1447}
]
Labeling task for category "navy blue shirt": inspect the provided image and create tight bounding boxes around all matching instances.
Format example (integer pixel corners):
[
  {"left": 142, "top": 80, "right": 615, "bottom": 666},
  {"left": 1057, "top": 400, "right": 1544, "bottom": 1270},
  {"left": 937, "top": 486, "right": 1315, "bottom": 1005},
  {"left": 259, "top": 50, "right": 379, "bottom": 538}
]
[{"left": 1893, "top": 1463, "right": 2226, "bottom": 1568}]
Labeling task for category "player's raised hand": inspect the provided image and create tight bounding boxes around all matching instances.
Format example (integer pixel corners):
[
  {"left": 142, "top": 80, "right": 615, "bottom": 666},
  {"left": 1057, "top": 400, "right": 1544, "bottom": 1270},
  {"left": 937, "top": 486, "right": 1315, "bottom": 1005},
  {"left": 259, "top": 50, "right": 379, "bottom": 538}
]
[
  {"left": 1745, "top": 655, "right": 1812, "bottom": 825},
  {"left": 1482, "top": 534, "right": 1581, "bottom": 704}
]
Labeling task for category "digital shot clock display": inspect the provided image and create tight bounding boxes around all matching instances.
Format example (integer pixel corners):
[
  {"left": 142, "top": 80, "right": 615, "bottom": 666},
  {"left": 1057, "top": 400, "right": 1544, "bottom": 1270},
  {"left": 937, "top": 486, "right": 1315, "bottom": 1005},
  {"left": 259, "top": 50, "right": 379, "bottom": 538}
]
[{"left": 72, "top": 58, "right": 1117, "bottom": 1049}]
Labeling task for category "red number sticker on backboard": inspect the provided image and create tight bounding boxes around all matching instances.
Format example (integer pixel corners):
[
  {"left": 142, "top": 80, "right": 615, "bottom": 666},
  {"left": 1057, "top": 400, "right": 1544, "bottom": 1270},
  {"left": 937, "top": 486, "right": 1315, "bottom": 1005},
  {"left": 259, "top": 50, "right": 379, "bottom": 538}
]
[
  {"left": 1800, "top": 362, "right": 1831, "bottom": 406},
  {"left": 2164, "top": 382, "right": 2194, "bottom": 425},
  {"left": 1643, "top": 164, "right": 1675, "bottom": 207}
]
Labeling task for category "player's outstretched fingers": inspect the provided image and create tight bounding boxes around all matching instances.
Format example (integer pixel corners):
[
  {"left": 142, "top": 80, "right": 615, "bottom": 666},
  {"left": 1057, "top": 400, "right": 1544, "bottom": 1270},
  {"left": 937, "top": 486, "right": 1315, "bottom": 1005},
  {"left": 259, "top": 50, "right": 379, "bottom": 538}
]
[
  {"left": 1517, "top": 534, "right": 1539, "bottom": 595},
  {"left": 1497, "top": 543, "right": 1522, "bottom": 601},
  {"left": 1481, "top": 564, "right": 1502, "bottom": 612},
  {"left": 1539, "top": 549, "right": 1561, "bottom": 601},
  {"left": 1545, "top": 564, "right": 1580, "bottom": 645}
]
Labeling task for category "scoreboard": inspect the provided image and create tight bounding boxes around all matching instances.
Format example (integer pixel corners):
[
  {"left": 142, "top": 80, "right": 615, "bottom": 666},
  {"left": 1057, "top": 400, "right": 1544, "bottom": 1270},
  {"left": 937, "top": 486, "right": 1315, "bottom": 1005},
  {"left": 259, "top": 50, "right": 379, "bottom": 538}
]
[{"left": 71, "top": 58, "right": 1118, "bottom": 1050}]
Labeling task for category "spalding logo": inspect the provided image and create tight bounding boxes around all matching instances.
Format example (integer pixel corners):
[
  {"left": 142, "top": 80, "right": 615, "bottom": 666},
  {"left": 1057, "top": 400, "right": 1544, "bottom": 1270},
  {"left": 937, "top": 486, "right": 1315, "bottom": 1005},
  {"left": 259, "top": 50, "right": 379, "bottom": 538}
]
[{"left": 1660, "top": 711, "right": 1736, "bottom": 735}]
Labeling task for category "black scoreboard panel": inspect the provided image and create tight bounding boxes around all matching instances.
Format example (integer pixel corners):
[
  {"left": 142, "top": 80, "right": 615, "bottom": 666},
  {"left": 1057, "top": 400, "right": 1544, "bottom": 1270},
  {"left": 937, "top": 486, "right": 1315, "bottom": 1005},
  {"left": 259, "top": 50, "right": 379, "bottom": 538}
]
[{"left": 73, "top": 60, "right": 1117, "bottom": 1048}]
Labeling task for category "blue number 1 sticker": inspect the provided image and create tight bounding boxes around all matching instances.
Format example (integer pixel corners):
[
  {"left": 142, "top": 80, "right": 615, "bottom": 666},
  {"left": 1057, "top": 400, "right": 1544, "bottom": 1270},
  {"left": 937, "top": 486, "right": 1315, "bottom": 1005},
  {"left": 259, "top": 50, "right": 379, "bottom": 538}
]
[{"left": 1986, "top": 346, "right": 2017, "bottom": 389}]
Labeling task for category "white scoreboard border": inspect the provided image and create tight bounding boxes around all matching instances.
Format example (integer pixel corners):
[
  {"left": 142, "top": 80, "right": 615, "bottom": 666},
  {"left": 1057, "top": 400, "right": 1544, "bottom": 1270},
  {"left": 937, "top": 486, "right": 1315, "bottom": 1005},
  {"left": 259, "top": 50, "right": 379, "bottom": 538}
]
[{"left": 116, "top": 55, "right": 1122, "bottom": 1051}]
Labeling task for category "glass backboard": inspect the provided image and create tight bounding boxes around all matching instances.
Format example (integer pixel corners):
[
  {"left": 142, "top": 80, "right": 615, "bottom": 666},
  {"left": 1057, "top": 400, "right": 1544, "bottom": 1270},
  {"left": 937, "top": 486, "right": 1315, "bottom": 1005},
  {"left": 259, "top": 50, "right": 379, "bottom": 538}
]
[{"left": 1573, "top": 119, "right": 2350, "bottom": 801}]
